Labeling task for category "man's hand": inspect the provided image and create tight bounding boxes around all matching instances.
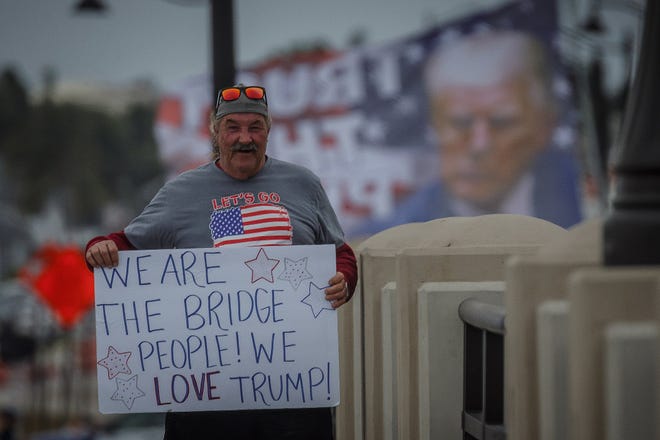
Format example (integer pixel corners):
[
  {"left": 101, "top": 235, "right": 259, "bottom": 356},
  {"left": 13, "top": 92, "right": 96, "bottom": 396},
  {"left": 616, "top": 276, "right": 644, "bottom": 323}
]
[
  {"left": 325, "top": 271, "right": 350, "bottom": 309},
  {"left": 86, "top": 239, "right": 119, "bottom": 268}
]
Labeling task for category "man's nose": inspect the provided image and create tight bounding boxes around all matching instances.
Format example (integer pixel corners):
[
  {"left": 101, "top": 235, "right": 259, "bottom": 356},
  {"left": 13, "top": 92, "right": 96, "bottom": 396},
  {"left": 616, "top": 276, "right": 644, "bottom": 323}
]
[
  {"left": 468, "top": 119, "right": 491, "bottom": 154},
  {"left": 238, "top": 128, "right": 253, "bottom": 144}
]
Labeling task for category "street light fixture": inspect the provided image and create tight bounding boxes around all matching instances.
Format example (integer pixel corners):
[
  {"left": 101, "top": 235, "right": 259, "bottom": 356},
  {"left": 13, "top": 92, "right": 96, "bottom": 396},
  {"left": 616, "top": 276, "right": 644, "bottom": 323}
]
[{"left": 74, "top": 0, "right": 107, "bottom": 13}]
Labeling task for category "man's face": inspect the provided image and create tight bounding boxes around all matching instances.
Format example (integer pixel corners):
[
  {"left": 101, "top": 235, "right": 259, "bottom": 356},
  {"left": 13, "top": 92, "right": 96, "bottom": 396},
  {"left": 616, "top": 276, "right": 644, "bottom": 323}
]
[
  {"left": 216, "top": 113, "right": 269, "bottom": 180},
  {"left": 431, "top": 76, "right": 553, "bottom": 209}
]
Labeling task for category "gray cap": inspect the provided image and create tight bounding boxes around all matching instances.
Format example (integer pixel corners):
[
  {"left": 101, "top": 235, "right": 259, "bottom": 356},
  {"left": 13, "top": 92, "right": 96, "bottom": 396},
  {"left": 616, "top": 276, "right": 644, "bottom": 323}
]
[{"left": 214, "top": 84, "right": 269, "bottom": 120}]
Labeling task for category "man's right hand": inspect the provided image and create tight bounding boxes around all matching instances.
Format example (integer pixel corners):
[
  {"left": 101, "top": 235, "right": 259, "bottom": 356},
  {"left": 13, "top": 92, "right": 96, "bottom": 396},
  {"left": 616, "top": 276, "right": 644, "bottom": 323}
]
[{"left": 86, "top": 239, "right": 119, "bottom": 268}]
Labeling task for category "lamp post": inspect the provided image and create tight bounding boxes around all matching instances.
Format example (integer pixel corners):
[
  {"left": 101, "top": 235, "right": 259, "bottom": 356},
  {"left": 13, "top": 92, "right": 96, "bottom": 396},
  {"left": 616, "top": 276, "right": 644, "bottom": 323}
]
[
  {"left": 210, "top": 0, "right": 236, "bottom": 98},
  {"left": 74, "top": 0, "right": 107, "bottom": 13},
  {"left": 604, "top": 0, "right": 660, "bottom": 265}
]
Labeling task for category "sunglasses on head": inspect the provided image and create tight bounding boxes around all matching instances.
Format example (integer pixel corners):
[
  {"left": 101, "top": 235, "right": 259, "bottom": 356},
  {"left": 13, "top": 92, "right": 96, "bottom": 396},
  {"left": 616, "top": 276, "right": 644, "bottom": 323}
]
[{"left": 216, "top": 85, "right": 267, "bottom": 106}]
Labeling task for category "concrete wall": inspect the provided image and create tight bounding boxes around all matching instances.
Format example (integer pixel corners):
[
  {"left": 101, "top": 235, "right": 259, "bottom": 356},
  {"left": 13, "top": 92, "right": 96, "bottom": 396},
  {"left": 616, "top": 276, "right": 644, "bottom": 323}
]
[
  {"left": 568, "top": 267, "right": 660, "bottom": 440},
  {"left": 506, "top": 218, "right": 660, "bottom": 440},
  {"left": 336, "top": 214, "right": 659, "bottom": 440},
  {"left": 417, "top": 281, "right": 504, "bottom": 439},
  {"left": 505, "top": 218, "right": 602, "bottom": 439},
  {"left": 343, "top": 214, "right": 565, "bottom": 440}
]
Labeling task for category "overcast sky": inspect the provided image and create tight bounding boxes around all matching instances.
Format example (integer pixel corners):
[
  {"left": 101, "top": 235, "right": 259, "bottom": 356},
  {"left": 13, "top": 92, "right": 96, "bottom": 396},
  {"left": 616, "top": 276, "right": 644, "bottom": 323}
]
[{"left": 0, "top": 0, "right": 510, "bottom": 92}]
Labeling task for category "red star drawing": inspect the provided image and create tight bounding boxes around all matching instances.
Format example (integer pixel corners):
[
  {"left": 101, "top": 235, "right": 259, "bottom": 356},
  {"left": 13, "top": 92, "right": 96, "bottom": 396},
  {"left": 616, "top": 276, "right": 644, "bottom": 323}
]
[
  {"left": 244, "top": 248, "right": 280, "bottom": 283},
  {"left": 97, "top": 345, "right": 132, "bottom": 379}
]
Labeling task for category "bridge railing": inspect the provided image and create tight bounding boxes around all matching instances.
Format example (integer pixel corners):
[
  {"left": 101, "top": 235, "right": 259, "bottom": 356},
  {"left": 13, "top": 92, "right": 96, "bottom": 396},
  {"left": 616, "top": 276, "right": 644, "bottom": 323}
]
[
  {"left": 335, "top": 215, "right": 660, "bottom": 440},
  {"left": 459, "top": 296, "right": 506, "bottom": 440}
]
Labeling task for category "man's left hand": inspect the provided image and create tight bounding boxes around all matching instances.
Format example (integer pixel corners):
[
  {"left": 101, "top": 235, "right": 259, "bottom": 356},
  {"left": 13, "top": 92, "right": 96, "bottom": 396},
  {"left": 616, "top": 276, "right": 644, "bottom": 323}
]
[{"left": 326, "top": 272, "right": 350, "bottom": 309}]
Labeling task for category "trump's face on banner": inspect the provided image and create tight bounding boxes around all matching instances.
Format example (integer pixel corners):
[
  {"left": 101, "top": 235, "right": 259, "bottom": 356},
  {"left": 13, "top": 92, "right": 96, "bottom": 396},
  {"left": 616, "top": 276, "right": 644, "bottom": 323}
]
[{"left": 426, "top": 31, "right": 557, "bottom": 211}]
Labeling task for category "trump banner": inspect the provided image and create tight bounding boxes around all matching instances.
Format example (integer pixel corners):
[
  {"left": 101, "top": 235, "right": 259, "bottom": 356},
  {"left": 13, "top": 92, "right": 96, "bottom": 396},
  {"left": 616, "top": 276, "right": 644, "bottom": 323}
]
[
  {"left": 155, "top": 1, "right": 581, "bottom": 238},
  {"left": 94, "top": 245, "right": 339, "bottom": 413}
]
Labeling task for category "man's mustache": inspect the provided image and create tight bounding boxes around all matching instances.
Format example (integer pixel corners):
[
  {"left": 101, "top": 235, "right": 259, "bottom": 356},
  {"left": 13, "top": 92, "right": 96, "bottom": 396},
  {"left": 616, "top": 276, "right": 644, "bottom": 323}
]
[{"left": 231, "top": 142, "right": 258, "bottom": 152}]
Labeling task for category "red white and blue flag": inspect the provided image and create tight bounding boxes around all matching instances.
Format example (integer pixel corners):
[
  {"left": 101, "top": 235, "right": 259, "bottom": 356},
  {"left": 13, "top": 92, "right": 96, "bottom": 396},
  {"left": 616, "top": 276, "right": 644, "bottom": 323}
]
[{"left": 210, "top": 203, "right": 293, "bottom": 248}]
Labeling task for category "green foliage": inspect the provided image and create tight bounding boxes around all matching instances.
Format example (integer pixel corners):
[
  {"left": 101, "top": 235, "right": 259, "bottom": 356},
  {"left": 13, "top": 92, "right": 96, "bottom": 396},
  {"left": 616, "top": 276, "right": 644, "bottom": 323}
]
[{"left": 0, "top": 68, "right": 164, "bottom": 226}]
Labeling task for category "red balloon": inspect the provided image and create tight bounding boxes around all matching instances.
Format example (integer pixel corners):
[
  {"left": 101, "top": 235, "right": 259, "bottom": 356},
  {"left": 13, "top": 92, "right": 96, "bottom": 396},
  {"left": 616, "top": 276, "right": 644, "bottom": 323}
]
[{"left": 19, "top": 244, "right": 94, "bottom": 329}]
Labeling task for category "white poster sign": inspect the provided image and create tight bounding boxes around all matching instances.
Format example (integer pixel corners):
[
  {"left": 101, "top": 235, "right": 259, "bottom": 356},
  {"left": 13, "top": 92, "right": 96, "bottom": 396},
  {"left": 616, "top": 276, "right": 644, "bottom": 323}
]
[{"left": 94, "top": 245, "right": 339, "bottom": 413}]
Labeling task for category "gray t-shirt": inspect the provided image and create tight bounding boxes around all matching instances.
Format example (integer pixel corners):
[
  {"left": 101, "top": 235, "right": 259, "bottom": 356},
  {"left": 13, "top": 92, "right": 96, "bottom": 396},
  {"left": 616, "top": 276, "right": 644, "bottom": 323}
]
[{"left": 124, "top": 157, "right": 345, "bottom": 250}]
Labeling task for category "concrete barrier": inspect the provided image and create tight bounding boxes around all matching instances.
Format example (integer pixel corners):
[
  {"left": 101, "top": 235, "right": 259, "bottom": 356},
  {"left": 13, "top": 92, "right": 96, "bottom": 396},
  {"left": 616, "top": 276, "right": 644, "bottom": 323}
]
[
  {"left": 505, "top": 218, "right": 602, "bottom": 440},
  {"left": 354, "top": 214, "right": 564, "bottom": 440},
  {"left": 536, "top": 300, "right": 569, "bottom": 440},
  {"left": 335, "top": 278, "right": 363, "bottom": 440},
  {"left": 568, "top": 267, "right": 660, "bottom": 440},
  {"left": 395, "top": 215, "right": 563, "bottom": 440},
  {"left": 381, "top": 282, "right": 397, "bottom": 440},
  {"left": 351, "top": 222, "right": 427, "bottom": 440},
  {"left": 604, "top": 321, "right": 657, "bottom": 440},
  {"left": 341, "top": 215, "right": 660, "bottom": 440},
  {"left": 418, "top": 281, "right": 504, "bottom": 439}
]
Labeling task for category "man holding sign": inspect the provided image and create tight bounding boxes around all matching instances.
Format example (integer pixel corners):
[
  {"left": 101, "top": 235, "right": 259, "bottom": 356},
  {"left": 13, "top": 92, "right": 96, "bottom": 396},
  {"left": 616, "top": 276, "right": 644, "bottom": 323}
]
[{"left": 86, "top": 84, "right": 357, "bottom": 439}]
